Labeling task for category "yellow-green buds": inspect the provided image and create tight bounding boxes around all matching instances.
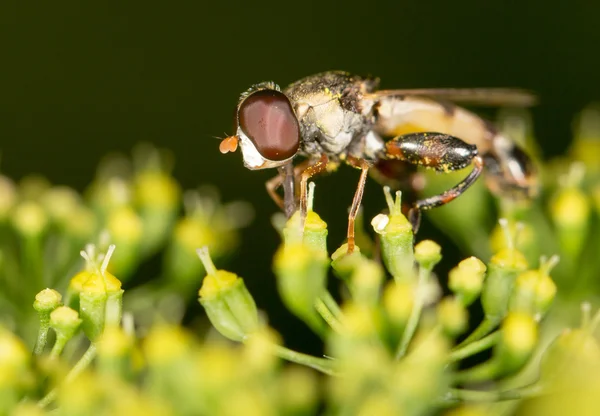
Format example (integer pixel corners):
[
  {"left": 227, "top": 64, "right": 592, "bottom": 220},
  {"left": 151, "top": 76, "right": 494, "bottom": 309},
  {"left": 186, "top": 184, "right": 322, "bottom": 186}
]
[
  {"left": 495, "top": 312, "right": 538, "bottom": 375},
  {"left": 11, "top": 201, "right": 48, "bottom": 237},
  {"left": 283, "top": 182, "right": 328, "bottom": 258},
  {"left": 33, "top": 289, "right": 62, "bottom": 355},
  {"left": 274, "top": 242, "right": 327, "bottom": 329},
  {"left": 97, "top": 326, "right": 134, "bottom": 378},
  {"left": 0, "top": 329, "right": 31, "bottom": 414},
  {"left": 437, "top": 297, "right": 468, "bottom": 337},
  {"left": 509, "top": 255, "right": 558, "bottom": 318},
  {"left": 383, "top": 281, "right": 414, "bottom": 329},
  {"left": 143, "top": 325, "right": 192, "bottom": 366},
  {"left": 372, "top": 187, "right": 414, "bottom": 281},
  {"left": 414, "top": 240, "right": 442, "bottom": 271},
  {"left": 550, "top": 179, "right": 591, "bottom": 262},
  {"left": 49, "top": 306, "right": 82, "bottom": 358},
  {"left": 34, "top": 289, "right": 62, "bottom": 315},
  {"left": 278, "top": 366, "right": 319, "bottom": 416},
  {"left": 71, "top": 246, "right": 124, "bottom": 341},
  {"left": 449, "top": 257, "right": 487, "bottom": 306},
  {"left": 106, "top": 206, "right": 143, "bottom": 279},
  {"left": 481, "top": 223, "right": 528, "bottom": 324},
  {"left": 198, "top": 247, "right": 259, "bottom": 342}
]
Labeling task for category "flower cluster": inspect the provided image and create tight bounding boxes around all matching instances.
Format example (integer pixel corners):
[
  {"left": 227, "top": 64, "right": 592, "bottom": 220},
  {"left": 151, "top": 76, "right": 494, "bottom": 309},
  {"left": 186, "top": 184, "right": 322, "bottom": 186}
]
[{"left": 0, "top": 107, "right": 599, "bottom": 415}]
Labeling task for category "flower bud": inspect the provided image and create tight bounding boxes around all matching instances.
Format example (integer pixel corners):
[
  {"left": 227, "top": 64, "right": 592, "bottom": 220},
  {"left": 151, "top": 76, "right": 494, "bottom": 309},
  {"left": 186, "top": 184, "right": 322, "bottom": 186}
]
[
  {"left": 243, "top": 328, "right": 281, "bottom": 375},
  {"left": 383, "top": 281, "right": 414, "bottom": 329},
  {"left": 550, "top": 184, "right": 591, "bottom": 261},
  {"left": 49, "top": 306, "right": 82, "bottom": 357},
  {"left": 134, "top": 171, "right": 181, "bottom": 255},
  {"left": 198, "top": 247, "right": 260, "bottom": 342},
  {"left": 437, "top": 297, "right": 468, "bottom": 337},
  {"left": 11, "top": 201, "right": 48, "bottom": 237},
  {"left": 495, "top": 312, "right": 538, "bottom": 374},
  {"left": 414, "top": 240, "right": 442, "bottom": 270},
  {"left": 481, "top": 247, "right": 528, "bottom": 324},
  {"left": 106, "top": 206, "right": 143, "bottom": 279},
  {"left": 448, "top": 257, "right": 487, "bottom": 306},
  {"left": 274, "top": 243, "right": 327, "bottom": 325},
  {"left": 571, "top": 104, "right": 600, "bottom": 171},
  {"left": 283, "top": 182, "right": 328, "bottom": 258},
  {"left": 0, "top": 329, "right": 30, "bottom": 389},
  {"left": 372, "top": 187, "right": 414, "bottom": 282},
  {"left": 350, "top": 257, "right": 385, "bottom": 307},
  {"left": 78, "top": 268, "right": 123, "bottom": 341},
  {"left": 143, "top": 325, "right": 192, "bottom": 366},
  {"left": 278, "top": 366, "right": 319, "bottom": 416},
  {"left": 331, "top": 244, "right": 363, "bottom": 281},
  {"left": 509, "top": 256, "right": 558, "bottom": 319},
  {"left": 97, "top": 325, "right": 134, "bottom": 378},
  {"left": 33, "top": 289, "right": 62, "bottom": 315},
  {"left": 541, "top": 327, "right": 600, "bottom": 385},
  {"left": 41, "top": 186, "right": 81, "bottom": 225}
]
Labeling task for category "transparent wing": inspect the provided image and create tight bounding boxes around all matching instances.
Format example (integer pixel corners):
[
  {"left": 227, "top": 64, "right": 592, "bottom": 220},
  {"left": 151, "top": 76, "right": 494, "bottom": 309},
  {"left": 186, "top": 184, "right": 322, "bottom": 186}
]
[{"left": 367, "top": 88, "right": 537, "bottom": 107}]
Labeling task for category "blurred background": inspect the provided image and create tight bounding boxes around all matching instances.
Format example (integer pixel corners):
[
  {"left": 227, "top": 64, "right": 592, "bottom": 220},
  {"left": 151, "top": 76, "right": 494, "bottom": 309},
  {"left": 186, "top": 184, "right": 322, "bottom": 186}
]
[{"left": 1, "top": 1, "right": 599, "bottom": 352}]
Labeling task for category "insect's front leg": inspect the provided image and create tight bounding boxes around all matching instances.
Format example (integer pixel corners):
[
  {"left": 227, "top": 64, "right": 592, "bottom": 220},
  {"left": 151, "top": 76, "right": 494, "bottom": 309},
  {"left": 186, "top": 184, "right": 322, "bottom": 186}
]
[
  {"left": 299, "top": 154, "right": 329, "bottom": 220},
  {"left": 266, "top": 160, "right": 313, "bottom": 218},
  {"left": 384, "top": 132, "right": 484, "bottom": 233}
]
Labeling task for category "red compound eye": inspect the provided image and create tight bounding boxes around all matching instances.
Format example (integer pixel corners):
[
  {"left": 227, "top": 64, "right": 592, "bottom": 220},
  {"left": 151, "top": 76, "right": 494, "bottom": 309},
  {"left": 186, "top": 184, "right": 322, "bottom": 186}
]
[{"left": 238, "top": 89, "right": 300, "bottom": 161}]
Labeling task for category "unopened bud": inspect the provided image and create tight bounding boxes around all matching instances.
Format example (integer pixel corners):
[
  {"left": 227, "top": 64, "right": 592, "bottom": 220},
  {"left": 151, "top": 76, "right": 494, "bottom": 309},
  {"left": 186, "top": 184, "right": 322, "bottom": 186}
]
[
  {"left": 274, "top": 243, "right": 327, "bottom": 324},
  {"left": 198, "top": 247, "right": 260, "bottom": 342},
  {"left": 449, "top": 257, "right": 487, "bottom": 306},
  {"left": 372, "top": 187, "right": 414, "bottom": 281},
  {"left": 415, "top": 240, "right": 442, "bottom": 270},
  {"left": 496, "top": 312, "right": 538, "bottom": 374},
  {"left": 437, "top": 297, "right": 468, "bottom": 337}
]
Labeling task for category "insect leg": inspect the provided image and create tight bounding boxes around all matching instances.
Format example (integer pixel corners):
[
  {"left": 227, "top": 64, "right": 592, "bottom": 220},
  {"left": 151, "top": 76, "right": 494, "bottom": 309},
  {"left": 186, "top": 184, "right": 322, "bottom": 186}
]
[
  {"left": 346, "top": 156, "right": 370, "bottom": 253},
  {"left": 384, "top": 132, "right": 483, "bottom": 232},
  {"left": 300, "top": 154, "right": 329, "bottom": 220},
  {"left": 266, "top": 161, "right": 313, "bottom": 218}
]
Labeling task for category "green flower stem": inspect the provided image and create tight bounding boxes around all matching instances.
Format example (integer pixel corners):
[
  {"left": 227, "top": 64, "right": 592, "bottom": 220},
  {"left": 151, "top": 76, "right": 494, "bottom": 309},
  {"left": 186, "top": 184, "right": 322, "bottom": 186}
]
[
  {"left": 441, "top": 384, "right": 542, "bottom": 404},
  {"left": 448, "top": 332, "right": 500, "bottom": 363},
  {"left": 273, "top": 344, "right": 338, "bottom": 376},
  {"left": 314, "top": 298, "right": 344, "bottom": 333},
  {"left": 455, "top": 317, "right": 498, "bottom": 349},
  {"left": 33, "top": 316, "right": 50, "bottom": 355},
  {"left": 320, "top": 291, "right": 343, "bottom": 320},
  {"left": 49, "top": 334, "right": 69, "bottom": 359},
  {"left": 304, "top": 311, "right": 328, "bottom": 339},
  {"left": 38, "top": 343, "right": 98, "bottom": 408},
  {"left": 452, "top": 359, "right": 499, "bottom": 385},
  {"left": 395, "top": 265, "right": 430, "bottom": 359}
]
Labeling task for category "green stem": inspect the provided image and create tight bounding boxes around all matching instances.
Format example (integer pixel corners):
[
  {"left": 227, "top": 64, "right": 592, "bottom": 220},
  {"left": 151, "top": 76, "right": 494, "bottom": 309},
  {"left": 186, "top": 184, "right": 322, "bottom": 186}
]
[
  {"left": 442, "top": 384, "right": 542, "bottom": 404},
  {"left": 314, "top": 298, "right": 344, "bottom": 333},
  {"left": 449, "top": 332, "right": 500, "bottom": 363},
  {"left": 49, "top": 334, "right": 69, "bottom": 360},
  {"left": 33, "top": 316, "right": 50, "bottom": 355},
  {"left": 273, "top": 345, "right": 338, "bottom": 376},
  {"left": 320, "top": 291, "right": 343, "bottom": 320},
  {"left": 395, "top": 266, "right": 430, "bottom": 359},
  {"left": 455, "top": 317, "right": 498, "bottom": 349},
  {"left": 38, "top": 343, "right": 98, "bottom": 408}
]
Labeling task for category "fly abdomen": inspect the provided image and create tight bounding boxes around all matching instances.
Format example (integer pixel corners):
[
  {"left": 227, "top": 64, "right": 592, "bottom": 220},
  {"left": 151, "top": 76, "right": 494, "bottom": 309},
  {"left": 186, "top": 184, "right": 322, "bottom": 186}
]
[{"left": 385, "top": 132, "right": 478, "bottom": 172}]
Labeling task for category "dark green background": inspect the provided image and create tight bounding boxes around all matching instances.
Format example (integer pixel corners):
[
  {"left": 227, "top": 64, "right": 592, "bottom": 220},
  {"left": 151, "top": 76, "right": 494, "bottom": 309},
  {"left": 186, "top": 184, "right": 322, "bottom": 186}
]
[{"left": 1, "top": 1, "right": 598, "bottom": 349}]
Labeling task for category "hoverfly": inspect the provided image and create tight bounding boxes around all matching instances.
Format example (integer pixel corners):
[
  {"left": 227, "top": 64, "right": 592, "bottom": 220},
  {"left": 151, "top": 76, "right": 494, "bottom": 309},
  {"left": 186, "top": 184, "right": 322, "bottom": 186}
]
[{"left": 219, "top": 71, "right": 537, "bottom": 253}]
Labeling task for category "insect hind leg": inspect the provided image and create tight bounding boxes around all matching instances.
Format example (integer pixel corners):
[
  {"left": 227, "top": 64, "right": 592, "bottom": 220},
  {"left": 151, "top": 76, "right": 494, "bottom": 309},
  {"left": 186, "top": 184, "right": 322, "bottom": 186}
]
[{"left": 384, "top": 132, "right": 484, "bottom": 233}]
